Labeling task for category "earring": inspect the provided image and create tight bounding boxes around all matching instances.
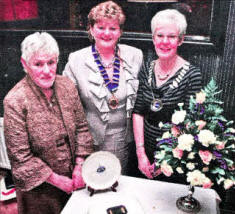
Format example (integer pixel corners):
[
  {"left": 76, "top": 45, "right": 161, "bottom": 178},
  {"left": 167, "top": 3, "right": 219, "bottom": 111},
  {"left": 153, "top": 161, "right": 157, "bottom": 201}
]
[{"left": 88, "top": 34, "right": 94, "bottom": 43}]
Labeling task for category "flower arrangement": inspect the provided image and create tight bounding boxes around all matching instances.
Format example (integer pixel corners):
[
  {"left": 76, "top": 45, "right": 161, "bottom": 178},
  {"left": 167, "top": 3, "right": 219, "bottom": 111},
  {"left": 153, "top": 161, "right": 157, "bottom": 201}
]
[{"left": 154, "top": 79, "right": 235, "bottom": 189}]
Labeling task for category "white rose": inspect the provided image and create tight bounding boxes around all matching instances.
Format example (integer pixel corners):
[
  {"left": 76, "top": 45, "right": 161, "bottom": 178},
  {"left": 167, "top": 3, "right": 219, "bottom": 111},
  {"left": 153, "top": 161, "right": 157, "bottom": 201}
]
[
  {"left": 178, "top": 134, "right": 194, "bottom": 151},
  {"left": 187, "top": 170, "right": 206, "bottom": 186},
  {"left": 229, "top": 128, "right": 235, "bottom": 133},
  {"left": 196, "top": 91, "right": 206, "bottom": 104},
  {"left": 186, "top": 162, "right": 195, "bottom": 170},
  {"left": 162, "top": 131, "right": 171, "bottom": 139},
  {"left": 178, "top": 103, "right": 184, "bottom": 107},
  {"left": 198, "top": 130, "right": 216, "bottom": 147},
  {"left": 176, "top": 167, "right": 184, "bottom": 174},
  {"left": 224, "top": 179, "right": 234, "bottom": 189},
  {"left": 171, "top": 110, "right": 187, "bottom": 125},
  {"left": 188, "top": 152, "right": 195, "bottom": 159}
]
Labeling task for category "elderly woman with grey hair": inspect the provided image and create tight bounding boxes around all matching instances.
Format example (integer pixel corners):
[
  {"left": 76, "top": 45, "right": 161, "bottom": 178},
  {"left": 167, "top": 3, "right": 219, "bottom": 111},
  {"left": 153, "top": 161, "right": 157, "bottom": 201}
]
[
  {"left": 3, "top": 32, "right": 93, "bottom": 214},
  {"left": 133, "top": 9, "right": 202, "bottom": 179}
]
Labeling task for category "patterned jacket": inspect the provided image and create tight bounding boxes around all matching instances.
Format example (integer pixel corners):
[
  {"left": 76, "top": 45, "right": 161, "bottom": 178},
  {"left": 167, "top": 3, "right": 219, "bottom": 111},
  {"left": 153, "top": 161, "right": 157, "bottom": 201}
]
[{"left": 4, "top": 75, "right": 93, "bottom": 191}]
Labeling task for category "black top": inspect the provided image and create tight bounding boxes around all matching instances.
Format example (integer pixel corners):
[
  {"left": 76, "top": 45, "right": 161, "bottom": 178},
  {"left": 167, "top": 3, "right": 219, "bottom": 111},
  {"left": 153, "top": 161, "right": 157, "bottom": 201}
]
[{"left": 133, "top": 61, "right": 202, "bottom": 162}]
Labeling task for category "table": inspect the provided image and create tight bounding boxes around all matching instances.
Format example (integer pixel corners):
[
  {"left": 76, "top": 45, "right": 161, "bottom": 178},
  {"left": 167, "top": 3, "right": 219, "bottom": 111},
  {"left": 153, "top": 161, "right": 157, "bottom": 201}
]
[{"left": 62, "top": 175, "right": 221, "bottom": 214}]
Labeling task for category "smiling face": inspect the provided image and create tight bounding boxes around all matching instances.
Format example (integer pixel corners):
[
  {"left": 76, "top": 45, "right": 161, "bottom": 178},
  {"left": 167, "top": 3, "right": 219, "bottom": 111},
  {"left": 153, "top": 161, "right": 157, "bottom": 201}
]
[
  {"left": 90, "top": 18, "right": 121, "bottom": 51},
  {"left": 153, "top": 20, "right": 183, "bottom": 61},
  {"left": 21, "top": 52, "right": 58, "bottom": 89}
]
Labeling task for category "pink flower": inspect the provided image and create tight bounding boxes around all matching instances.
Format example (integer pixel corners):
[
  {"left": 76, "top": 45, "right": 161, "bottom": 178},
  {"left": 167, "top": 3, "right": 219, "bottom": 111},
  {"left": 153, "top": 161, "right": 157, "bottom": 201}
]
[
  {"left": 196, "top": 91, "right": 206, "bottom": 104},
  {"left": 171, "top": 125, "right": 181, "bottom": 137},
  {"left": 199, "top": 150, "right": 213, "bottom": 165},
  {"left": 195, "top": 120, "right": 207, "bottom": 130},
  {"left": 160, "top": 161, "right": 173, "bottom": 177},
  {"left": 216, "top": 141, "right": 225, "bottom": 150},
  {"left": 202, "top": 167, "right": 209, "bottom": 172},
  {"left": 172, "top": 147, "right": 183, "bottom": 159},
  {"left": 203, "top": 177, "right": 213, "bottom": 188}
]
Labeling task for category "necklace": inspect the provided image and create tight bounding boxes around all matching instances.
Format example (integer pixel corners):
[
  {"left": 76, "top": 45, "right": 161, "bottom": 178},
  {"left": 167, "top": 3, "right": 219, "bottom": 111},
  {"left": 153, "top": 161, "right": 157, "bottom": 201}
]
[
  {"left": 92, "top": 45, "right": 120, "bottom": 109},
  {"left": 156, "top": 58, "right": 177, "bottom": 81},
  {"left": 101, "top": 58, "right": 116, "bottom": 69},
  {"left": 157, "top": 73, "right": 169, "bottom": 80}
]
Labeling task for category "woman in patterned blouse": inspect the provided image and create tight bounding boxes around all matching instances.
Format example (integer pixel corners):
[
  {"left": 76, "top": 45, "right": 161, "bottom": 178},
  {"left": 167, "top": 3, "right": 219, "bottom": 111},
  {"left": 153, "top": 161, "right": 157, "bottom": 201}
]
[
  {"left": 133, "top": 9, "right": 202, "bottom": 179},
  {"left": 4, "top": 32, "right": 93, "bottom": 214}
]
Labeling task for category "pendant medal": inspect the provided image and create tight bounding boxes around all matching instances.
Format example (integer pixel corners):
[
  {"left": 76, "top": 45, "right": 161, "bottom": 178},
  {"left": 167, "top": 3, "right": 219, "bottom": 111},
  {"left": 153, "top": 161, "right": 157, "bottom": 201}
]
[
  {"left": 92, "top": 45, "right": 120, "bottom": 111},
  {"left": 150, "top": 99, "right": 163, "bottom": 112},
  {"left": 109, "top": 94, "right": 119, "bottom": 110}
]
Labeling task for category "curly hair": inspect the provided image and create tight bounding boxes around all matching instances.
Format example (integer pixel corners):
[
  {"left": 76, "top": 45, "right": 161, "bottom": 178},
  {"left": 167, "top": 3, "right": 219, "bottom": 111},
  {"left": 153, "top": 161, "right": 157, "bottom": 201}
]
[{"left": 87, "top": 1, "right": 126, "bottom": 41}]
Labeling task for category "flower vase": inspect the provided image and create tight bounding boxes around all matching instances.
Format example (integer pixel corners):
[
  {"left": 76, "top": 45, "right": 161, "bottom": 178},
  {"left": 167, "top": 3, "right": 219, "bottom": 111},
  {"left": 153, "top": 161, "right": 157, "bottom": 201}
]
[{"left": 176, "top": 185, "right": 201, "bottom": 213}]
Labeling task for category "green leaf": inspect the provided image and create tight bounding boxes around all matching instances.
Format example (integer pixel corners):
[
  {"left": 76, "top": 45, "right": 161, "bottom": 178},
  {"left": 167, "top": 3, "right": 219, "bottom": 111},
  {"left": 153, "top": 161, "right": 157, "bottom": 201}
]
[
  {"left": 164, "top": 155, "right": 173, "bottom": 160},
  {"left": 211, "top": 168, "right": 225, "bottom": 175},
  {"left": 224, "top": 158, "right": 234, "bottom": 166},
  {"left": 159, "top": 145, "right": 172, "bottom": 151}
]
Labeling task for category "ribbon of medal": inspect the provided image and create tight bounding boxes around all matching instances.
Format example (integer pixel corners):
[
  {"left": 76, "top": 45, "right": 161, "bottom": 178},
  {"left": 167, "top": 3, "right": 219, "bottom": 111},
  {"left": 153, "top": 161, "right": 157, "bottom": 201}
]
[{"left": 92, "top": 45, "right": 120, "bottom": 110}]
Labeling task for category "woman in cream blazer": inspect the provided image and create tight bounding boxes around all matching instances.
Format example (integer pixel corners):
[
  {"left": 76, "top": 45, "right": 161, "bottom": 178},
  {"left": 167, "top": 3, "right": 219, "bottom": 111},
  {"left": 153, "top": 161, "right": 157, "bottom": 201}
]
[
  {"left": 63, "top": 1, "right": 143, "bottom": 174},
  {"left": 63, "top": 43, "right": 143, "bottom": 174}
]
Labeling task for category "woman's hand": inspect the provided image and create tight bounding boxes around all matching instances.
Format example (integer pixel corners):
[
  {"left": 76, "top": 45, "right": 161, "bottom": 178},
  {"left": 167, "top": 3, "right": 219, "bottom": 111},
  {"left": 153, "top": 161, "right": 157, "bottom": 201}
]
[
  {"left": 72, "top": 164, "right": 85, "bottom": 191},
  {"left": 46, "top": 172, "right": 73, "bottom": 194},
  {"left": 152, "top": 165, "right": 162, "bottom": 177},
  {"left": 136, "top": 147, "right": 153, "bottom": 179}
]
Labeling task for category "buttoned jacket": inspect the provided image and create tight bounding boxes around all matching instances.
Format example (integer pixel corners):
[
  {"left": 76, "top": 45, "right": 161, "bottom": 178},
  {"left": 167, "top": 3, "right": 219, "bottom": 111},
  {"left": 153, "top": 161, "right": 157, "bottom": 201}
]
[{"left": 63, "top": 44, "right": 143, "bottom": 145}]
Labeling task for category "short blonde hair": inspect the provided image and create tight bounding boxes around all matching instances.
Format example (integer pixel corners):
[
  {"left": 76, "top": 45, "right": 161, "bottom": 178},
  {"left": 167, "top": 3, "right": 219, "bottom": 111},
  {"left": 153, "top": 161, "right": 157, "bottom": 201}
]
[
  {"left": 21, "top": 32, "right": 59, "bottom": 63},
  {"left": 87, "top": 1, "right": 126, "bottom": 40},
  {"left": 151, "top": 9, "right": 187, "bottom": 39}
]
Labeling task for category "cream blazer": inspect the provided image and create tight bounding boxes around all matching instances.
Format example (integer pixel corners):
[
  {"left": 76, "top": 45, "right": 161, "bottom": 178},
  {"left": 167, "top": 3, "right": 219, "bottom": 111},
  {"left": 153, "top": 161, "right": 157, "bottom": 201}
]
[{"left": 63, "top": 44, "right": 143, "bottom": 145}]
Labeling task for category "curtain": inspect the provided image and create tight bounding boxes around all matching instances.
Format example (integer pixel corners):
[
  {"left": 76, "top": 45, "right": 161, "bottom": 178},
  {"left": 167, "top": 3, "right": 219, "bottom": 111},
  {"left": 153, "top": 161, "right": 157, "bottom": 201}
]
[{"left": 0, "top": 0, "right": 38, "bottom": 21}]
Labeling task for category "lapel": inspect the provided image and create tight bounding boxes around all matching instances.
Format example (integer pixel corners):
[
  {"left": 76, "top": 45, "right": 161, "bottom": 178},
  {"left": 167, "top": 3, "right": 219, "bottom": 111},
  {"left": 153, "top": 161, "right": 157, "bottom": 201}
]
[
  {"left": 118, "top": 45, "right": 139, "bottom": 118},
  {"left": 54, "top": 77, "right": 76, "bottom": 163},
  {"left": 84, "top": 47, "right": 110, "bottom": 121}
]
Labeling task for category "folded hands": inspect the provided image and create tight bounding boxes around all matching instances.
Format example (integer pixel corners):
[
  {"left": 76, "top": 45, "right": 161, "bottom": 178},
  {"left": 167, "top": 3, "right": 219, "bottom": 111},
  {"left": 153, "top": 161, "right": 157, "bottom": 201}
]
[{"left": 46, "top": 158, "right": 85, "bottom": 194}]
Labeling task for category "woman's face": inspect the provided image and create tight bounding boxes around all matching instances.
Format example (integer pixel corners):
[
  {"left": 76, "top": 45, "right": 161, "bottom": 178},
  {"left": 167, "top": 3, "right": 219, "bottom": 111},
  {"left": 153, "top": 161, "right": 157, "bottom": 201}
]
[
  {"left": 153, "top": 20, "right": 183, "bottom": 60},
  {"left": 21, "top": 52, "right": 58, "bottom": 89},
  {"left": 90, "top": 18, "right": 121, "bottom": 50}
]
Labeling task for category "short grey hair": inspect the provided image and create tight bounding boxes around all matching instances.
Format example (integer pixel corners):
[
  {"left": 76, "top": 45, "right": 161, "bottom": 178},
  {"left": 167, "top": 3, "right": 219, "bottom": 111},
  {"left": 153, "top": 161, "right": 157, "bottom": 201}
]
[
  {"left": 151, "top": 9, "right": 187, "bottom": 39},
  {"left": 21, "top": 32, "right": 59, "bottom": 63}
]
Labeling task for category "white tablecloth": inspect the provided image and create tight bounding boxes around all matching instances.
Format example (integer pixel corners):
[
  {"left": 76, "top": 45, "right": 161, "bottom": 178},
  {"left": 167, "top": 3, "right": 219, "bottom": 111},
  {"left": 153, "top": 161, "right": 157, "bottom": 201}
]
[{"left": 62, "top": 175, "right": 220, "bottom": 214}]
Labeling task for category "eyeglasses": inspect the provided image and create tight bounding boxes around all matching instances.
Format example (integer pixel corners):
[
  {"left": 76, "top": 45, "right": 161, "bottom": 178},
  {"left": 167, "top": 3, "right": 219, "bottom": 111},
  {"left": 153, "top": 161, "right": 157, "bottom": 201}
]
[{"left": 154, "top": 34, "right": 179, "bottom": 42}]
